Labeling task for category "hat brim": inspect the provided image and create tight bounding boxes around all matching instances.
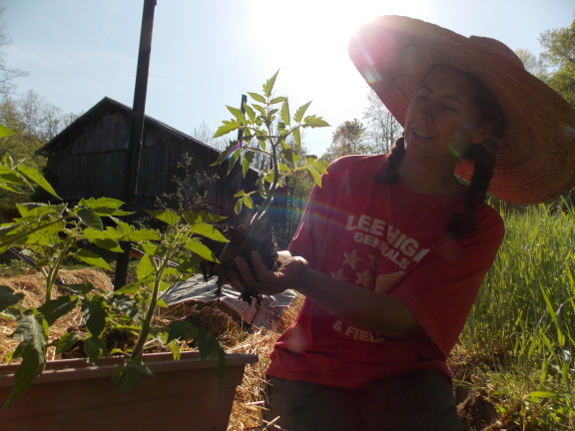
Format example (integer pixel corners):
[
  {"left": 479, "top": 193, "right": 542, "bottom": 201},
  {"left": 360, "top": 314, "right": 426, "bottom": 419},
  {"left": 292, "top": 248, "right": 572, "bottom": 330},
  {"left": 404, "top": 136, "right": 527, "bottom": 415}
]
[{"left": 348, "top": 15, "right": 575, "bottom": 205}]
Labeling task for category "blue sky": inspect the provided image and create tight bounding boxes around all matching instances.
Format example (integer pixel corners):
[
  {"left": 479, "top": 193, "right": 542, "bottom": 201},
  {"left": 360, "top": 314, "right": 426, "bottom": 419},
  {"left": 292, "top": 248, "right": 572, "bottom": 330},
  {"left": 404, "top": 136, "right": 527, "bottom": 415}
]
[{"left": 3, "top": 0, "right": 574, "bottom": 156}]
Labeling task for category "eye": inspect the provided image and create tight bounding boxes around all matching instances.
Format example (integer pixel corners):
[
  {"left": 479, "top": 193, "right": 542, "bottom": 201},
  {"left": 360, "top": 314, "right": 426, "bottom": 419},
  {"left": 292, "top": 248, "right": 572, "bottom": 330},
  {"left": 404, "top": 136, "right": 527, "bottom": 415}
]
[{"left": 443, "top": 105, "right": 457, "bottom": 112}]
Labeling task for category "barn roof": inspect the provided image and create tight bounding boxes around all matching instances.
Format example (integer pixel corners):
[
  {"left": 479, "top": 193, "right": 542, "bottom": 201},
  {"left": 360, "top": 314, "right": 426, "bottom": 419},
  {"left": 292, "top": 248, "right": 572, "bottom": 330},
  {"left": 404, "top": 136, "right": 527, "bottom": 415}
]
[{"left": 37, "top": 97, "right": 222, "bottom": 155}]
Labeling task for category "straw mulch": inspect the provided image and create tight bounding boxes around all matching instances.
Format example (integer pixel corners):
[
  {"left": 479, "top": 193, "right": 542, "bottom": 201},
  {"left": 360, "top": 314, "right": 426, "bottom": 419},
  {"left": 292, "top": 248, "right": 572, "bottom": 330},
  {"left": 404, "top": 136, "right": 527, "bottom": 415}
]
[
  {"left": 0, "top": 267, "right": 304, "bottom": 430},
  {"left": 0, "top": 268, "right": 114, "bottom": 362}
]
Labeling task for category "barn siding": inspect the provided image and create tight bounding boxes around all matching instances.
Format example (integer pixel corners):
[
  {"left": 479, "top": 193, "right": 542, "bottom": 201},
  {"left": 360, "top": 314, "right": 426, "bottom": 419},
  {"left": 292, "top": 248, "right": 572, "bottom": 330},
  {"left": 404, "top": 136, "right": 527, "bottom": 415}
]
[{"left": 41, "top": 98, "right": 260, "bottom": 220}]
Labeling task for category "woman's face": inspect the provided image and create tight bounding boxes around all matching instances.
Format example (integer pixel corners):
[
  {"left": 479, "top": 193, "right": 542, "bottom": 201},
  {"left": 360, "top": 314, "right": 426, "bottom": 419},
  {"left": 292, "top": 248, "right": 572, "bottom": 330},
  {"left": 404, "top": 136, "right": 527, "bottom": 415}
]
[{"left": 403, "top": 65, "right": 492, "bottom": 167}]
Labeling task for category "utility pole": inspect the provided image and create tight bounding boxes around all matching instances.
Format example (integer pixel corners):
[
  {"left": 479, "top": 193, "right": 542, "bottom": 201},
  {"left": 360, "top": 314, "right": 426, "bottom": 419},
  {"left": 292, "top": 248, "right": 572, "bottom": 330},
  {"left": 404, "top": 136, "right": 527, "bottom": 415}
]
[{"left": 114, "top": 0, "right": 157, "bottom": 289}]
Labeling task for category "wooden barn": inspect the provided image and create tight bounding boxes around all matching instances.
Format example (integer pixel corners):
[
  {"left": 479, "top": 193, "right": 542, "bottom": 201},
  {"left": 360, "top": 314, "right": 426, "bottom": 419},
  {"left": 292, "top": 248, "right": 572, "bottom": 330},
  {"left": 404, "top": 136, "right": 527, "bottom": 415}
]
[{"left": 37, "top": 97, "right": 259, "bottom": 221}]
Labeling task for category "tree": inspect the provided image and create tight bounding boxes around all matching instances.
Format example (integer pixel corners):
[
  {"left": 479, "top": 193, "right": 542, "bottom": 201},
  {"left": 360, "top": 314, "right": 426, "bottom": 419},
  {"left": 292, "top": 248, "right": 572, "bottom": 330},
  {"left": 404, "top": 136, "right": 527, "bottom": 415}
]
[
  {"left": 362, "top": 90, "right": 402, "bottom": 155},
  {"left": 321, "top": 118, "right": 369, "bottom": 163},
  {"left": 514, "top": 48, "right": 549, "bottom": 81},
  {"left": 0, "top": 7, "right": 28, "bottom": 95},
  {"left": 191, "top": 120, "right": 227, "bottom": 150},
  {"left": 539, "top": 16, "right": 575, "bottom": 108},
  {"left": 0, "top": 90, "right": 76, "bottom": 167}
]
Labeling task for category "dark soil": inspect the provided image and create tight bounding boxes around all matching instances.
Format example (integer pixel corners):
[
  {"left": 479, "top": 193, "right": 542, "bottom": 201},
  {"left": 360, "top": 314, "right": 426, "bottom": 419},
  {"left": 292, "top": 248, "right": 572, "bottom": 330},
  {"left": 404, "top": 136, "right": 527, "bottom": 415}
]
[{"left": 207, "top": 218, "right": 280, "bottom": 303}]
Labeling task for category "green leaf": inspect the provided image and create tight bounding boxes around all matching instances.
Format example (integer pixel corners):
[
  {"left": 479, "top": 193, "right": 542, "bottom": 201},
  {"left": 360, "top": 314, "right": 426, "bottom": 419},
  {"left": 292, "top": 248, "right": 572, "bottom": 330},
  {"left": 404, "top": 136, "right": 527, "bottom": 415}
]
[
  {"left": 262, "top": 70, "right": 279, "bottom": 98},
  {"left": 234, "top": 198, "right": 243, "bottom": 215},
  {"left": 281, "top": 148, "right": 300, "bottom": 164},
  {"left": 313, "top": 159, "right": 330, "bottom": 174},
  {"left": 84, "top": 336, "right": 106, "bottom": 364},
  {"left": 113, "top": 282, "right": 142, "bottom": 295},
  {"left": 121, "top": 363, "right": 142, "bottom": 395},
  {"left": 307, "top": 166, "right": 322, "bottom": 187},
  {"left": 304, "top": 115, "right": 330, "bottom": 128},
  {"left": 79, "top": 197, "right": 127, "bottom": 216},
  {"left": 243, "top": 194, "right": 254, "bottom": 209},
  {"left": 81, "top": 296, "right": 107, "bottom": 337},
  {"left": 119, "top": 227, "right": 160, "bottom": 242},
  {"left": 77, "top": 208, "right": 103, "bottom": 231},
  {"left": 181, "top": 210, "right": 226, "bottom": 224},
  {"left": 188, "top": 222, "right": 228, "bottom": 243},
  {"left": 226, "top": 146, "right": 242, "bottom": 175},
  {"left": 241, "top": 151, "right": 254, "bottom": 177},
  {"left": 243, "top": 103, "right": 256, "bottom": 122},
  {"left": 145, "top": 209, "right": 180, "bottom": 227},
  {"left": 270, "top": 96, "right": 287, "bottom": 105},
  {"left": 74, "top": 248, "right": 111, "bottom": 270},
  {"left": 167, "top": 321, "right": 199, "bottom": 343},
  {"left": 0, "top": 285, "right": 24, "bottom": 312},
  {"left": 110, "top": 294, "right": 138, "bottom": 319},
  {"left": 17, "top": 164, "right": 60, "bottom": 198},
  {"left": 280, "top": 100, "right": 291, "bottom": 125},
  {"left": 62, "top": 282, "right": 94, "bottom": 296},
  {"left": 38, "top": 296, "right": 79, "bottom": 326},
  {"left": 196, "top": 328, "right": 218, "bottom": 360},
  {"left": 156, "top": 299, "right": 168, "bottom": 308},
  {"left": 293, "top": 127, "right": 301, "bottom": 146},
  {"left": 247, "top": 92, "right": 265, "bottom": 104},
  {"left": 0, "top": 165, "right": 29, "bottom": 188},
  {"left": 185, "top": 239, "right": 218, "bottom": 262},
  {"left": 112, "top": 363, "right": 125, "bottom": 384},
  {"left": 55, "top": 331, "right": 79, "bottom": 355},
  {"left": 227, "top": 106, "right": 247, "bottom": 124},
  {"left": 5, "top": 310, "right": 47, "bottom": 408},
  {"left": 213, "top": 119, "right": 241, "bottom": 138},
  {"left": 294, "top": 101, "right": 312, "bottom": 123},
  {"left": 0, "top": 124, "right": 13, "bottom": 138},
  {"left": 136, "top": 254, "right": 154, "bottom": 280},
  {"left": 88, "top": 237, "right": 123, "bottom": 253}
]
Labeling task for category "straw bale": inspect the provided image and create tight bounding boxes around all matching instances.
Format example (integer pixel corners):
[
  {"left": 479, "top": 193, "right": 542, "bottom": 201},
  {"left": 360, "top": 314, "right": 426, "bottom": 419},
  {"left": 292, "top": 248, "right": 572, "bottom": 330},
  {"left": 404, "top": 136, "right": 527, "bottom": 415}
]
[
  {"left": 0, "top": 269, "right": 113, "bottom": 362},
  {"left": 227, "top": 293, "right": 304, "bottom": 430}
]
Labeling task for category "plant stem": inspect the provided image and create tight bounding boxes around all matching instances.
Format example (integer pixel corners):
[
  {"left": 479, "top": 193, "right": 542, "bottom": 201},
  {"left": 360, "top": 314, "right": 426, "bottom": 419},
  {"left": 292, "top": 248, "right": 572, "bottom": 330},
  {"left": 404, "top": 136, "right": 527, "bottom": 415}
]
[
  {"left": 45, "top": 224, "right": 78, "bottom": 303},
  {"left": 131, "top": 228, "right": 183, "bottom": 359}
]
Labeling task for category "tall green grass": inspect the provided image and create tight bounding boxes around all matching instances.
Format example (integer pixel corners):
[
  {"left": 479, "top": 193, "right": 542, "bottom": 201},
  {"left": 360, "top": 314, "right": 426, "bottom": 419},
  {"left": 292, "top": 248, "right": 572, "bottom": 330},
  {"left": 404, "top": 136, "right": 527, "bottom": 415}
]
[{"left": 461, "top": 204, "right": 575, "bottom": 429}]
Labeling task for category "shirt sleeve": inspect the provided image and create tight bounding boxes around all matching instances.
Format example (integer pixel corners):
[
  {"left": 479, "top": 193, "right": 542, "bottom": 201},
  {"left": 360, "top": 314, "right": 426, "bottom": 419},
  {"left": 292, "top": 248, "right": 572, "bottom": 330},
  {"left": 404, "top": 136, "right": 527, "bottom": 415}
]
[{"left": 390, "top": 205, "right": 505, "bottom": 358}]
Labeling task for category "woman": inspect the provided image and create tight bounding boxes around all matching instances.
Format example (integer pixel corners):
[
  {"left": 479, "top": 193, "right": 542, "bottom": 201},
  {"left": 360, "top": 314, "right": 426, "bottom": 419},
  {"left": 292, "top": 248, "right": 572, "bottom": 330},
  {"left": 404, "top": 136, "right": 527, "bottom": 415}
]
[{"left": 235, "top": 16, "right": 575, "bottom": 431}]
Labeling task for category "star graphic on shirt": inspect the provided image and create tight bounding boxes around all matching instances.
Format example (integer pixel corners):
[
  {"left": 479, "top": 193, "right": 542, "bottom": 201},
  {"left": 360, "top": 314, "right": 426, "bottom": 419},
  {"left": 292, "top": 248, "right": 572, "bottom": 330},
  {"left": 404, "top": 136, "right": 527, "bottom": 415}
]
[
  {"left": 343, "top": 250, "right": 362, "bottom": 269},
  {"left": 331, "top": 268, "right": 349, "bottom": 282},
  {"left": 355, "top": 269, "right": 373, "bottom": 288}
]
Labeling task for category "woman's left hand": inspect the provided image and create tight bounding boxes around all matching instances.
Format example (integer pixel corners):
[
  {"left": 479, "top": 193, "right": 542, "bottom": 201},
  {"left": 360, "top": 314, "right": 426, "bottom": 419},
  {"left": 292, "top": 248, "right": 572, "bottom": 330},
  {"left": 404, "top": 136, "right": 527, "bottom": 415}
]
[{"left": 234, "top": 250, "right": 310, "bottom": 296}]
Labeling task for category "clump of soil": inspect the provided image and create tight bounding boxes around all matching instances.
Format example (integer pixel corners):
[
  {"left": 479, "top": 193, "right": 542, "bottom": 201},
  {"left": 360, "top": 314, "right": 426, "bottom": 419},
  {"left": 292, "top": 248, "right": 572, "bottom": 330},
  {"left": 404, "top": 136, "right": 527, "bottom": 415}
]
[{"left": 208, "top": 218, "right": 280, "bottom": 303}]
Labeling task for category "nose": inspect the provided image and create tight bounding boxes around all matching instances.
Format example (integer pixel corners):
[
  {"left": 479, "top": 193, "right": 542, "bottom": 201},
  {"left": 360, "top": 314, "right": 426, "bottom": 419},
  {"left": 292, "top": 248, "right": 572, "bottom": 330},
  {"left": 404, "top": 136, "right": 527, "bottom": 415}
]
[{"left": 416, "top": 103, "right": 434, "bottom": 123}]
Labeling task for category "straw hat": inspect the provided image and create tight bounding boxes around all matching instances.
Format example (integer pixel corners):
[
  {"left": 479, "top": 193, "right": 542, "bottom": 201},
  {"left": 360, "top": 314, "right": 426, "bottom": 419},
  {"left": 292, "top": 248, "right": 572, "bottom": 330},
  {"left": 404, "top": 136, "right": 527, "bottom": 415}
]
[{"left": 348, "top": 15, "right": 575, "bottom": 205}]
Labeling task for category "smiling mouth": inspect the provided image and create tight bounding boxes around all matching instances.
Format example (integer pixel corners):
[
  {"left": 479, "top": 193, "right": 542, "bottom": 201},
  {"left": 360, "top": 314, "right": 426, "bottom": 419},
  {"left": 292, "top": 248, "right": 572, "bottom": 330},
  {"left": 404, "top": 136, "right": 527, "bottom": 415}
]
[{"left": 412, "top": 128, "right": 434, "bottom": 139}]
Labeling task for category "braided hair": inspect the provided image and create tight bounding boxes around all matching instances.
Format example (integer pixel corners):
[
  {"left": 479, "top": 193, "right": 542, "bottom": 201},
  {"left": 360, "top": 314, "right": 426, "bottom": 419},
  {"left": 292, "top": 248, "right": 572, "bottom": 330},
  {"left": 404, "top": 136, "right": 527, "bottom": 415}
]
[{"left": 376, "top": 68, "right": 506, "bottom": 239}]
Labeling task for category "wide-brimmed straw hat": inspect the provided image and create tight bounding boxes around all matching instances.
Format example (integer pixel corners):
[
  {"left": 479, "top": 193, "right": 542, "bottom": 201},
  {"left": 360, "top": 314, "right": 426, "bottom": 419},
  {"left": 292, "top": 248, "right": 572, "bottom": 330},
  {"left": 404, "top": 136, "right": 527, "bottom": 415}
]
[{"left": 348, "top": 15, "right": 575, "bottom": 205}]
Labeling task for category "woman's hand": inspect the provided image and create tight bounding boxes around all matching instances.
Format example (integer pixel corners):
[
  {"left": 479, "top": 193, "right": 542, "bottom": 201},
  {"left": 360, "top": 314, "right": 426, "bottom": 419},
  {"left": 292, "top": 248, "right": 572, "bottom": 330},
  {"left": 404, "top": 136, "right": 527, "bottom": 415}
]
[{"left": 234, "top": 250, "right": 310, "bottom": 296}]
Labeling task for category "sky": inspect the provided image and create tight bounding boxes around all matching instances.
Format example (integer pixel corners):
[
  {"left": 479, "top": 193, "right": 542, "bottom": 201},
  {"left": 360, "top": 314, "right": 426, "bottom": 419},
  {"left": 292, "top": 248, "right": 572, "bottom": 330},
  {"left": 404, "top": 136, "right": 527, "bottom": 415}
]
[{"left": 3, "top": 0, "right": 574, "bottom": 157}]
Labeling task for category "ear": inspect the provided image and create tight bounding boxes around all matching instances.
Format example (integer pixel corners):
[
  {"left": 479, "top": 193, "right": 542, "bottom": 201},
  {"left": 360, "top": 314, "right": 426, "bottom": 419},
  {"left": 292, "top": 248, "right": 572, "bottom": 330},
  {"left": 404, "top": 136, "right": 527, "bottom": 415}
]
[{"left": 471, "top": 121, "right": 494, "bottom": 144}]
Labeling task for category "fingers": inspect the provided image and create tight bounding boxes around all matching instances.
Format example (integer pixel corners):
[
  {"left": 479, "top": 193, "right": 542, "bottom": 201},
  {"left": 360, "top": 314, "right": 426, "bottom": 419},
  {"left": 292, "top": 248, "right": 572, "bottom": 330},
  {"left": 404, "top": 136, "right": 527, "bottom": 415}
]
[{"left": 234, "top": 256, "right": 257, "bottom": 286}]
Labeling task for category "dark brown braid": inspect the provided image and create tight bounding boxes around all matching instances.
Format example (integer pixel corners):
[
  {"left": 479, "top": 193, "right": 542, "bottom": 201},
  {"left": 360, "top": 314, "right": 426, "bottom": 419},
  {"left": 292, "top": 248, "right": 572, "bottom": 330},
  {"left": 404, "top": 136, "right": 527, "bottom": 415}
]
[
  {"left": 447, "top": 138, "right": 499, "bottom": 238},
  {"left": 447, "top": 70, "right": 506, "bottom": 239},
  {"left": 375, "top": 136, "right": 405, "bottom": 184},
  {"left": 375, "top": 66, "right": 506, "bottom": 239}
]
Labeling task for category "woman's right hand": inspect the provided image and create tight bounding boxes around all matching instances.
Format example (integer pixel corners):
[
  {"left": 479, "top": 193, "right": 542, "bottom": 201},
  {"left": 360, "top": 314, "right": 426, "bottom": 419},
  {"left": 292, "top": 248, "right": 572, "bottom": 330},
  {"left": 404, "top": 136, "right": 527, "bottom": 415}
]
[{"left": 234, "top": 250, "right": 310, "bottom": 296}]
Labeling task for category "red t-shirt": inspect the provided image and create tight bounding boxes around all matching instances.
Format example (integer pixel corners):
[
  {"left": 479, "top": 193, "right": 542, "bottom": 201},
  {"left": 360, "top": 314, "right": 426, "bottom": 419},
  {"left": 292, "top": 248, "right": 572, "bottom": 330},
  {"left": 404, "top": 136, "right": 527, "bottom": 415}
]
[{"left": 267, "top": 155, "right": 505, "bottom": 388}]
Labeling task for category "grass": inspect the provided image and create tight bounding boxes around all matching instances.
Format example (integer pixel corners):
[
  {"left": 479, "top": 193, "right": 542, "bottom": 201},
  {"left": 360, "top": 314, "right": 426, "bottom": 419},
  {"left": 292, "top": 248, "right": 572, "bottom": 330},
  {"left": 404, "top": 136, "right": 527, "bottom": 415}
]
[{"left": 459, "top": 203, "right": 575, "bottom": 429}]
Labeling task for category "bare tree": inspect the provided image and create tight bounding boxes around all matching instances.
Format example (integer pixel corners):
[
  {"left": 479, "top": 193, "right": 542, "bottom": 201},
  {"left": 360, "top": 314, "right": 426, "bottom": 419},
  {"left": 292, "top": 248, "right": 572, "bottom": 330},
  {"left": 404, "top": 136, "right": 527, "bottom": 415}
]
[
  {"left": 363, "top": 90, "right": 402, "bottom": 155},
  {"left": 0, "top": 7, "right": 28, "bottom": 95},
  {"left": 191, "top": 121, "right": 227, "bottom": 150}
]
